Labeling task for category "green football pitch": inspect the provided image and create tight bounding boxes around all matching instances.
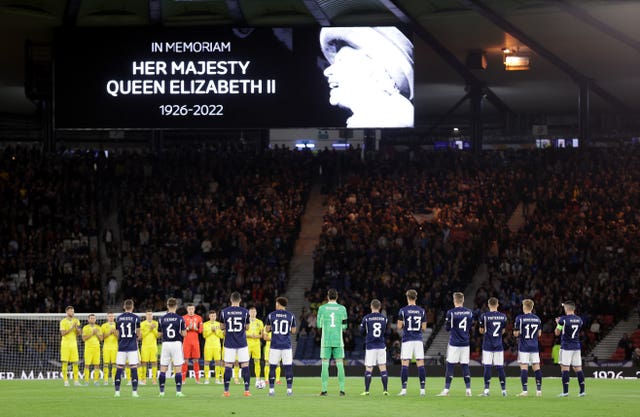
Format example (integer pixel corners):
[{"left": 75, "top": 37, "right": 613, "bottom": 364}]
[{"left": 1, "top": 377, "right": 637, "bottom": 417}]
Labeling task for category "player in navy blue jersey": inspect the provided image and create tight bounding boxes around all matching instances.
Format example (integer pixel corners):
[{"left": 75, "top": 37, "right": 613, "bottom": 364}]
[
  {"left": 359, "top": 299, "right": 389, "bottom": 396},
  {"left": 158, "top": 297, "right": 187, "bottom": 397},
  {"left": 478, "top": 297, "right": 507, "bottom": 397},
  {"left": 438, "top": 292, "right": 474, "bottom": 397},
  {"left": 555, "top": 300, "right": 585, "bottom": 397},
  {"left": 220, "top": 291, "right": 251, "bottom": 397},
  {"left": 397, "top": 289, "right": 426, "bottom": 396},
  {"left": 264, "top": 296, "right": 297, "bottom": 396},
  {"left": 114, "top": 299, "right": 141, "bottom": 398},
  {"left": 513, "top": 299, "right": 542, "bottom": 397}
]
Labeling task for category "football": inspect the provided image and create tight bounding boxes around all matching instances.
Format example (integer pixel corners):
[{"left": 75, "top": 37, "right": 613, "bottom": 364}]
[{"left": 255, "top": 380, "right": 266, "bottom": 389}]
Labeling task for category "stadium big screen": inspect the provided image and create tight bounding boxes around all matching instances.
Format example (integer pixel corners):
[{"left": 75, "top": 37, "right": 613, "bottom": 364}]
[{"left": 54, "top": 27, "right": 414, "bottom": 129}]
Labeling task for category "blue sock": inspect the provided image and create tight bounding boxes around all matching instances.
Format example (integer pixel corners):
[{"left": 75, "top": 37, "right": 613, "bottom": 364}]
[
  {"left": 461, "top": 364, "right": 471, "bottom": 389},
  {"left": 497, "top": 366, "right": 506, "bottom": 390},
  {"left": 242, "top": 366, "right": 250, "bottom": 391},
  {"left": 418, "top": 366, "right": 426, "bottom": 389},
  {"left": 224, "top": 367, "right": 232, "bottom": 391},
  {"left": 401, "top": 365, "right": 408, "bottom": 389},
  {"left": 562, "top": 370, "right": 570, "bottom": 394},
  {"left": 131, "top": 368, "right": 138, "bottom": 391},
  {"left": 159, "top": 371, "right": 166, "bottom": 393},
  {"left": 175, "top": 372, "right": 182, "bottom": 392},
  {"left": 520, "top": 369, "right": 528, "bottom": 391},
  {"left": 483, "top": 365, "right": 492, "bottom": 389},
  {"left": 269, "top": 365, "right": 276, "bottom": 389},
  {"left": 381, "top": 370, "right": 388, "bottom": 391},
  {"left": 534, "top": 369, "right": 542, "bottom": 391},
  {"left": 114, "top": 368, "right": 123, "bottom": 391},
  {"left": 364, "top": 370, "right": 372, "bottom": 391},
  {"left": 576, "top": 370, "right": 585, "bottom": 394},
  {"left": 284, "top": 365, "right": 293, "bottom": 389},
  {"left": 445, "top": 362, "right": 454, "bottom": 389}
]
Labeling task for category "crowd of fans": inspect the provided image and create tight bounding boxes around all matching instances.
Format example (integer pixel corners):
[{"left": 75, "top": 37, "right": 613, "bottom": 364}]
[
  {"left": 0, "top": 146, "right": 103, "bottom": 314},
  {"left": 111, "top": 144, "right": 313, "bottom": 315},
  {"left": 299, "top": 148, "right": 526, "bottom": 359},
  {"left": 470, "top": 148, "right": 640, "bottom": 361},
  {"left": 1, "top": 143, "right": 639, "bottom": 366}
]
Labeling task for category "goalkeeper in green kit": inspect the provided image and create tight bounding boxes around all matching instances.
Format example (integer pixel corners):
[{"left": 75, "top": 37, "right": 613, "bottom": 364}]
[{"left": 317, "top": 288, "right": 348, "bottom": 396}]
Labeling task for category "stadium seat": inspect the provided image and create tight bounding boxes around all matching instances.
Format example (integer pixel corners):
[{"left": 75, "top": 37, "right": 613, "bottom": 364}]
[{"left": 609, "top": 347, "right": 626, "bottom": 361}]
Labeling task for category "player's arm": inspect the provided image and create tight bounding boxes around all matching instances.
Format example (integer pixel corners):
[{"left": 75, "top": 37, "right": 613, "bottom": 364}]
[
  {"left": 421, "top": 311, "right": 427, "bottom": 332},
  {"left": 196, "top": 317, "right": 203, "bottom": 334},
  {"left": 445, "top": 312, "right": 452, "bottom": 331},
  {"left": 479, "top": 316, "right": 486, "bottom": 334},
  {"left": 180, "top": 319, "right": 187, "bottom": 337},
  {"left": 341, "top": 309, "right": 347, "bottom": 330},
  {"left": 554, "top": 317, "right": 563, "bottom": 336},
  {"left": 152, "top": 321, "right": 159, "bottom": 338},
  {"left": 215, "top": 323, "right": 224, "bottom": 338},
  {"left": 203, "top": 322, "right": 213, "bottom": 339},
  {"left": 316, "top": 309, "right": 323, "bottom": 329},
  {"left": 82, "top": 326, "right": 91, "bottom": 341},
  {"left": 95, "top": 327, "right": 104, "bottom": 341},
  {"left": 60, "top": 323, "right": 73, "bottom": 337},
  {"left": 512, "top": 318, "right": 520, "bottom": 337},
  {"left": 290, "top": 324, "right": 297, "bottom": 335},
  {"left": 141, "top": 322, "right": 151, "bottom": 338}
]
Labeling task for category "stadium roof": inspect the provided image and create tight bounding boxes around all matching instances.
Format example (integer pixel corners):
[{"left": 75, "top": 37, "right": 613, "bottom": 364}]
[{"left": 1, "top": 0, "right": 639, "bottom": 126}]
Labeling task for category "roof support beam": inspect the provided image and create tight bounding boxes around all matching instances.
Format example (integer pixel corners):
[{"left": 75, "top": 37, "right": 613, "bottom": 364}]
[
  {"left": 379, "top": 0, "right": 512, "bottom": 115},
  {"left": 426, "top": 93, "right": 469, "bottom": 136},
  {"left": 225, "top": 0, "right": 248, "bottom": 26},
  {"left": 149, "top": 0, "right": 161, "bottom": 25},
  {"left": 460, "top": 0, "right": 631, "bottom": 112},
  {"left": 302, "top": 0, "right": 332, "bottom": 26},
  {"left": 63, "top": 0, "right": 82, "bottom": 26},
  {"left": 555, "top": 0, "right": 640, "bottom": 54}
]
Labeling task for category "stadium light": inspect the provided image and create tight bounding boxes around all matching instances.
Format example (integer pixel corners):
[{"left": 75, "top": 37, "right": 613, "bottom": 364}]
[{"left": 502, "top": 47, "right": 530, "bottom": 71}]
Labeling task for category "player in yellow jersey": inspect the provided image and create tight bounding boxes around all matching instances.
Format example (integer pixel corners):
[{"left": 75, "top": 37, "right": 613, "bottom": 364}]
[
  {"left": 140, "top": 310, "right": 159, "bottom": 385},
  {"left": 203, "top": 310, "right": 224, "bottom": 384},
  {"left": 82, "top": 313, "right": 103, "bottom": 385},
  {"left": 100, "top": 312, "right": 118, "bottom": 385},
  {"left": 247, "top": 306, "right": 265, "bottom": 386},
  {"left": 263, "top": 330, "right": 281, "bottom": 385},
  {"left": 59, "top": 305, "right": 82, "bottom": 386}
]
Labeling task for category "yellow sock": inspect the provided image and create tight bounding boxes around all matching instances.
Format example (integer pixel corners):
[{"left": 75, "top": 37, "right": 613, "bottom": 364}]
[
  {"left": 204, "top": 365, "right": 210, "bottom": 380},
  {"left": 233, "top": 365, "right": 239, "bottom": 380},
  {"left": 216, "top": 365, "right": 223, "bottom": 381},
  {"left": 112, "top": 366, "right": 117, "bottom": 380},
  {"left": 264, "top": 364, "right": 269, "bottom": 381},
  {"left": 103, "top": 366, "right": 109, "bottom": 382},
  {"left": 72, "top": 364, "right": 79, "bottom": 382},
  {"left": 93, "top": 368, "right": 99, "bottom": 383},
  {"left": 126, "top": 367, "right": 131, "bottom": 381},
  {"left": 152, "top": 365, "right": 157, "bottom": 382},
  {"left": 62, "top": 362, "right": 68, "bottom": 382},
  {"left": 84, "top": 367, "right": 90, "bottom": 383},
  {"left": 140, "top": 366, "right": 147, "bottom": 381},
  {"left": 276, "top": 365, "right": 281, "bottom": 381},
  {"left": 254, "top": 359, "right": 261, "bottom": 380}
]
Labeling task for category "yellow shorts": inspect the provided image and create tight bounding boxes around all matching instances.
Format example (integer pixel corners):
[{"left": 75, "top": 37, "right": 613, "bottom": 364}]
[
  {"left": 103, "top": 347, "right": 117, "bottom": 364},
  {"left": 61, "top": 345, "right": 79, "bottom": 362},
  {"left": 248, "top": 341, "right": 261, "bottom": 359},
  {"left": 140, "top": 345, "right": 158, "bottom": 362},
  {"left": 84, "top": 347, "right": 101, "bottom": 366},
  {"left": 204, "top": 344, "right": 222, "bottom": 362}
]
